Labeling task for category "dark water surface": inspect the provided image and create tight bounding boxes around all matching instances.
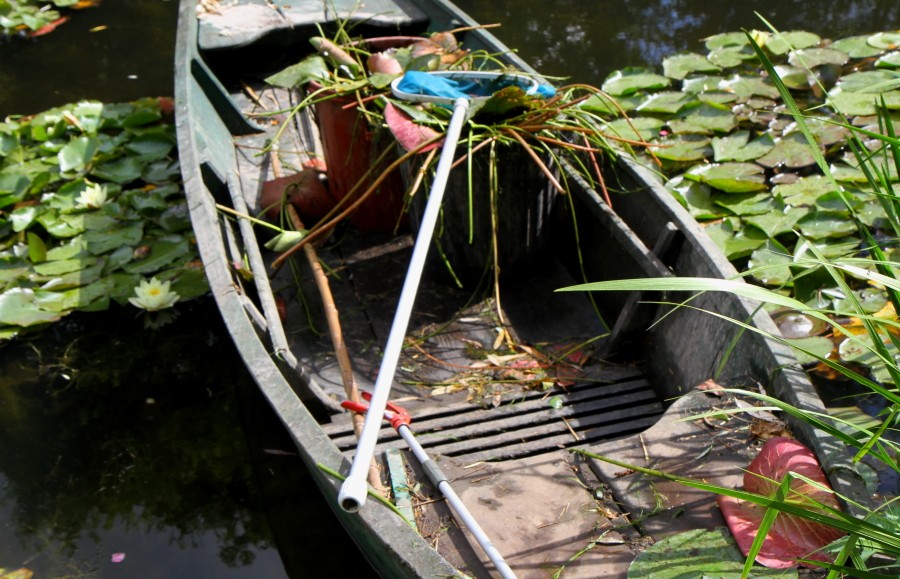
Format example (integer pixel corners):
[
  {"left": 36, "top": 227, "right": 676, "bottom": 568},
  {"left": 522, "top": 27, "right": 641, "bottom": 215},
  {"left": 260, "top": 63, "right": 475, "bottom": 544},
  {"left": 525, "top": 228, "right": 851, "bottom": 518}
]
[{"left": 2, "top": 1, "right": 898, "bottom": 577}]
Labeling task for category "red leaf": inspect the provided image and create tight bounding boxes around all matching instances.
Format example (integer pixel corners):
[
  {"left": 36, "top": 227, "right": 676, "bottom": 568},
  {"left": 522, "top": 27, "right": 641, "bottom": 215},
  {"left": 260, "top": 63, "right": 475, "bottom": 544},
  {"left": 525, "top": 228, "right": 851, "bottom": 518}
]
[
  {"left": 29, "top": 15, "right": 70, "bottom": 37},
  {"left": 719, "top": 437, "right": 845, "bottom": 568},
  {"left": 383, "top": 102, "right": 442, "bottom": 153}
]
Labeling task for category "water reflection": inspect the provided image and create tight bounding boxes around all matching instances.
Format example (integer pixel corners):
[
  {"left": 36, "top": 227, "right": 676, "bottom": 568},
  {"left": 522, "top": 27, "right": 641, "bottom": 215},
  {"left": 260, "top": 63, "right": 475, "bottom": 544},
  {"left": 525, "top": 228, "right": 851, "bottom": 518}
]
[
  {"left": 0, "top": 303, "right": 286, "bottom": 576},
  {"left": 454, "top": 0, "right": 900, "bottom": 85}
]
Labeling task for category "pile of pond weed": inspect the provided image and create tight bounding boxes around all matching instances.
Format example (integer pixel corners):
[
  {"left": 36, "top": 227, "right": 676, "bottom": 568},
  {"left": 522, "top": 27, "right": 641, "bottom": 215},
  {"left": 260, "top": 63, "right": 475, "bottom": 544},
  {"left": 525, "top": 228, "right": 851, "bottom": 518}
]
[{"left": 0, "top": 98, "right": 208, "bottom": 340}]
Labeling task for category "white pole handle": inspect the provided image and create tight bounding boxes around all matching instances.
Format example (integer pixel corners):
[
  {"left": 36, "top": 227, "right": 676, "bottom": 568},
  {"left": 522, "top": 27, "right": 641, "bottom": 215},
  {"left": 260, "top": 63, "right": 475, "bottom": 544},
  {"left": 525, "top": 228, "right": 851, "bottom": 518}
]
[{"left": 338, "top": 97, "right": 470, "bottom": 512}]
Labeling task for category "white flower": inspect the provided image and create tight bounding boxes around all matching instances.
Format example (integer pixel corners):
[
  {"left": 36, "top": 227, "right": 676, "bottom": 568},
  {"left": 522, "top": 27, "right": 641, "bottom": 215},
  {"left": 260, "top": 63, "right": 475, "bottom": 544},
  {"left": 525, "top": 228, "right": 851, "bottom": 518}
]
[
  {"left": 128, "top": 277, "right": 180, "bottom": 311},
  {"left": 76, "top": 180, "right": 107, "bottom": 209}
]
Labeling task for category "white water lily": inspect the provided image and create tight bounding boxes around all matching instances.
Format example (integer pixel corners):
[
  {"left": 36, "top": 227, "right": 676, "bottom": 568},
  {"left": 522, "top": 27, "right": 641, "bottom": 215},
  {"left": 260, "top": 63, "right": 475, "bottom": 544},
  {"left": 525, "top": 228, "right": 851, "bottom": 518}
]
[
  {"left": 76, "top": 180, "right": 107, "bottom": 209},
  {"left": 128, "top": 277, "right": 180, "bottom": 311}
]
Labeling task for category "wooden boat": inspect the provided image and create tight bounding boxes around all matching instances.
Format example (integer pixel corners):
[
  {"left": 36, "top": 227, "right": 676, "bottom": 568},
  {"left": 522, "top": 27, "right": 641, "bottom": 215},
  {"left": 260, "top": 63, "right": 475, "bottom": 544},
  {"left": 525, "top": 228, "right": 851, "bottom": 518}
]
[{"left": 175, "top": 0, "right": 868, "bottom": 576}]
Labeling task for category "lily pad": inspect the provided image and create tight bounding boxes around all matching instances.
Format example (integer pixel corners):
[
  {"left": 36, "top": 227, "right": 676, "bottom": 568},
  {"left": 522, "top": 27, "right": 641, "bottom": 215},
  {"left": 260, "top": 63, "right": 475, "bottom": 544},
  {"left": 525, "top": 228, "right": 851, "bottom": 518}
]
[
  {"left": 787, "top": 48, "right": 849, "bottom": 69},
  {"left": 604, "top": 116, "right": 665, "bottom": 141},
  {"left": 836, "top": 69, "right": 898, "bottom": 93},
  {"left": 762, "top": 31, "right": 822, "bottom": 55},
  {"left": 58, "top": 136, "right": 99, "bottom": 173},
  {"left": 685, "top": 162, "right": 768, "bottom": 193},
  {"left": 662, "top": 52, "right": 721, "bottom": 80},
  {"left": 714, "top": 192, "right": 780, "bottom": 216},
  {"left": 827, "top": 89, "right": 900, "bottom": 116},
  {"left": 772, "top": 65, "right": 810, "bottom": 90},
  {"left": 123, "top": 236, "right": 190, "bottom": 274},
  {"left": 635, "top": 91, "right": 695, "bottom": 114},
  {"left": 667, "top": 177, "right": 726, "bottom": 220},
  {"left": 682, "top": 75, "right": 726, "bottom": 94},
  {"left": 756, "top": 132, "right": 818, "bottom": 169},
  {"left": 786, "top": 335, "right": 835, "bottom": 365},
  {"left": 704, "top": 32, "right": 749, "bottom": 51},
  {"left": 746, "top": 206, "right": 808, "bottom": 238},
  {"left": 718, "top": 74, "right": 780, "bottom": 99},
  {"left": 774, "top": 175, "right": 839, "bottom": 207},
  {"left": 705, "top": 218, "right": 767, "bottom": 259},
  {"left": 0, "top": 288, "right": 63, "bottom": 327},
  {"left": 601, "top": 67, "right": 671, "bottom": 97},
  {"left": 707, "top": 45, "right": 756, "bottom": 68},
  {"left": 796, "top": 211, "right": 860, "bottom": 239},
  {"left": 712, "top": 131, "right": 775, "bottom": 162},
  {"left": 627, "top": 527, "right": 796, "bottom": 578},
  {"left": 749, "top": 239, "right": 794, "bottom": 286},
  {"left": 830, "top": 35, "right": 886, "bottom": 58},
  {"left": 875, "top": 51, "right": 900, "bottom": 69},
  {"left": 868, "top": 32, "right": 900, "bottom": 51},
  {"left": 668, "top": 102, "right": 736, "bottom": 135},
  {"left": 653, "top": 135, "right": 712, "bottom": 162}
]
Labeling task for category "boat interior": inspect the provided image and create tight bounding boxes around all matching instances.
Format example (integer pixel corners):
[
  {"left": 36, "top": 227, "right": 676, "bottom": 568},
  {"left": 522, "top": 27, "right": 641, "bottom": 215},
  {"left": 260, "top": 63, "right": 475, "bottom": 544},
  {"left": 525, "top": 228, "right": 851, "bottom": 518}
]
[{"left": 183, "top": 1, "right": 867, "bottom": 576}]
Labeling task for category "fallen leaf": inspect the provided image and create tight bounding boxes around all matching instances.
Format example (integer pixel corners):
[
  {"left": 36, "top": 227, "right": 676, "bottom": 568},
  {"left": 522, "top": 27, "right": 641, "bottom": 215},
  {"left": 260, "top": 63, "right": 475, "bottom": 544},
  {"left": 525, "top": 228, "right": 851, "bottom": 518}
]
[{"left": 718, "top": 437, "right": 845, "bottom": 568}]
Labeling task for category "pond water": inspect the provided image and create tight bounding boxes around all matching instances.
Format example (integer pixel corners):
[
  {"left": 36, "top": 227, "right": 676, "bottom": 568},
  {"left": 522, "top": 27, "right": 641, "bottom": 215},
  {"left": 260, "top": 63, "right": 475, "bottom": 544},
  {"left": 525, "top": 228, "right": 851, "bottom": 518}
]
[{"left": 2, "top": 1, "right": 897, "bottom": 577}]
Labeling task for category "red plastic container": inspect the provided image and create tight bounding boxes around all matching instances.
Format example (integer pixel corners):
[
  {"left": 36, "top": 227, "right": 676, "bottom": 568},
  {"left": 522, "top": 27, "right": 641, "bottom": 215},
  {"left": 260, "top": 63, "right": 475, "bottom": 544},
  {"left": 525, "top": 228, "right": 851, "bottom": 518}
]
[{"left": 311, "top": 37, "right": 420, "bottom": 232}]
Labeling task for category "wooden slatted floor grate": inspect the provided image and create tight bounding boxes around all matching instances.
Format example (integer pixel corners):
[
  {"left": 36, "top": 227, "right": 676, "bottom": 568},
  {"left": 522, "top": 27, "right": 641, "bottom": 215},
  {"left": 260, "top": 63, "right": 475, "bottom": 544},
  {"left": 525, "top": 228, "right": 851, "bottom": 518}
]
[{"left": 323, "top": 364, "right": 664, "bottom": 463}]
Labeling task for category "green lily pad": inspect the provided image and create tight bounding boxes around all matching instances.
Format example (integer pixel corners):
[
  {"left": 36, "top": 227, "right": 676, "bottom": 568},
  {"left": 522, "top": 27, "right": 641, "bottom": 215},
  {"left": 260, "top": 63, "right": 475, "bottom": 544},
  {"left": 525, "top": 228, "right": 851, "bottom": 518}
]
[
  {"left": 714, "top": 191, "right": 780, "bottom": 216},
  {"left": 704, "top": 32, "right": 749, "bottom": 51},
  {"left": 581, "top": 93, "right": 642, "bottom": 116},
  {"left": 868, "top": 32, "right": 900, "bottom": 50},
  {"left": 705, "top": 218, "right": 767, "bottom": 259},
  {"left": 635, "top": 91, "right": 695, "bottom": 114},
  {"left": 774, "top": 175, "right": 839, "bottom": 206},
  {"left": 793, "top": 236, "right": 860, "bottom": 262},
  {"left": 875, "top": 51, "right": 900, "bottom": 69},
  {"left": 718, "top": 74, "right": 780, "bottom": 99},
  {"left": 0, "top": 288, "right": 64, "bottom": 326},
  {"left": 697, "top": 90, "right": 739, "bottom": 106},
  {"left": 788, "top": 48, "right": 849, "bottom": 69},
  {"left": 667, "top": 177, "right": 727, "bottom": 220},
  {"left": 756, "top": 132, "right": 818, "bottom": 169},
  {"left": 787, "top": 336, "right": 835, "bottom": 364},
  {"left": 604, "top": 116, "right": 665, "bottom": 141},
  {"left": 685, "top": 162, "right": 768, "bottom": 193},
  {"left": 662, "top": 52, "right": 721, "bottom": 80},
  {"left": 712, "top": 131, "right": 775, "bottom": 162},
  {"left": 836, "top": 70, "right": 898, "bottom": 93},
  {"left": 654, "top": 135, "right": 712, "bottom": 162},
  {"left": 91, "top": 155, "right": 145, "bottom": 184},
  {"left": 746, "top": 206, "right": 808, "bottom": 238},
  {"left": 796, "top": 211, "right": 860, "bottom": 239},
  {"left": 830, "top": 35, "right": 886, "bottom": 58},
  {"left": 84, "top": 222, "right": 144, "bottom": 255},
  {"left": 58, "top": 136, "right": 100, "bottom": 173},
  {"left": 749, "top": 239, "right": 794, "bottom": 286},
  {"left": 668, "top": 102, "right": 736, "bottom": 135},
  {"left": 763, "top": 30, "right": 822, "bottom": 55},
  {"left": 834, "top": 287, "right": 888, "bottom": 315},
  {"left": 627, "top": 527, "right": 796, "bottom": 578},
  {"left": 601, "top": 67, "right": 671, "bottom": 97},
  {"left": 125, "top": 133, "right": 175, "bottom": 161},
  {"left": 772, "top": 64, "right": 810, "bottom": 90},
  {"left": 123, "top": 235, "right": 190, "bottom": 274},
  {"left": 707, "top": 45, "right": 756, "bottom": 68},
  {"left": 828, "top": 90, "right": 900, "bottom": 116},
  {"left": 681, "top": 75, "right": 726, "bottom": 94}
]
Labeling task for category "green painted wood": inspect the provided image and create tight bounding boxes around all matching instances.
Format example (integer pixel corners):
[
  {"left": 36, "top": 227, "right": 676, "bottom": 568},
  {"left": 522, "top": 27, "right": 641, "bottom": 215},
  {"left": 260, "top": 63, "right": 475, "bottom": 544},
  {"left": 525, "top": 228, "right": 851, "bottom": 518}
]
[{"left": 385, "top": 449, "right": 418, "bottom": 530}]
